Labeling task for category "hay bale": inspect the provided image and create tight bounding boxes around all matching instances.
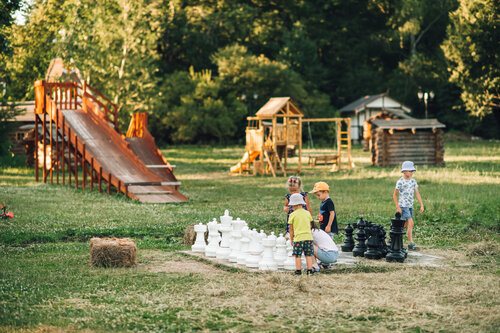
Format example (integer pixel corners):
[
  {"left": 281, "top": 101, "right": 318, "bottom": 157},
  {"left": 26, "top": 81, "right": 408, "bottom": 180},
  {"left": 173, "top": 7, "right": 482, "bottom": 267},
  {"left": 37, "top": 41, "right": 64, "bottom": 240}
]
[
  {"left": 90, "top": 237, "right": 137, "bottom": 267},
  {"left": 184, "top": 223, "right": 209, "bottom": 245},
  {"left": 184, "top": 224, "right": 197, "bottom": 245}
]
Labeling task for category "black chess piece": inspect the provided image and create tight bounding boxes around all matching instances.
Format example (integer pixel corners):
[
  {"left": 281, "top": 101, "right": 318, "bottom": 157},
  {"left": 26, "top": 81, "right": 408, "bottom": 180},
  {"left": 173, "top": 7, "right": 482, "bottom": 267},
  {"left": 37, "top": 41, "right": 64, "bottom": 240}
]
[
  {"left": 386, "top": 212, "right": 406, "bottom": 263},
  {"left": 364, "top": 223, "right": 382, "bottom": 259},
  {"left": 378, "top": 225, "right": 389, "bottom": 258},
  {"left": 352, "top": 217, "right": 367, "bottom": 257},
  {"left": 341, "top": 224, "right": 355, "bottom": 252}
]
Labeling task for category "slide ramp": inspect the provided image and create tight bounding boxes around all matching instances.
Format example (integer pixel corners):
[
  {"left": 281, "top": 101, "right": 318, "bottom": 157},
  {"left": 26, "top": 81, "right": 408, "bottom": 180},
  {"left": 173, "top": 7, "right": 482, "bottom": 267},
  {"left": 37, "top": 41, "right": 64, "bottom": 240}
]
[
  {"left": 125, "top": 113, "right": 179, "bottom": 185},
  {"left": 230, "top": 151, "right": 260, "bottom": 173},
  {"left": 63, "top": 109, "right": 187, "bottom": 203}
]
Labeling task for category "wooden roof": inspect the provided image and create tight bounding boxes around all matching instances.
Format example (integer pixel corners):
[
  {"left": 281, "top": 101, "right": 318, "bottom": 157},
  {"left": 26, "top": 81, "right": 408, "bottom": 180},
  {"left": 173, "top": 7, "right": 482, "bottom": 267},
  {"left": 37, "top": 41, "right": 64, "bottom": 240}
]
[
  {"left": 255, "top": 97, "right": 303, "bottom": 117},
  {"left": 371, "top": 118, "right": 446, "bottom": 130},
  {"left": 340, "top": 93, "right": 411, "bottom": 114},
  {"left": 4, "top": 101, "right": 35, "bottom": 122}
]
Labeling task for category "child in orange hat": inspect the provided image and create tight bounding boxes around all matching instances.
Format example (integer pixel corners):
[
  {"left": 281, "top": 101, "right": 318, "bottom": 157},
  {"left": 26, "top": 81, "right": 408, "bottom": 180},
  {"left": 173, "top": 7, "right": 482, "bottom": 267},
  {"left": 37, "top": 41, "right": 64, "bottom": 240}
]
[{"left": 310, "top": 181, "right": 338, "bottom": 237}]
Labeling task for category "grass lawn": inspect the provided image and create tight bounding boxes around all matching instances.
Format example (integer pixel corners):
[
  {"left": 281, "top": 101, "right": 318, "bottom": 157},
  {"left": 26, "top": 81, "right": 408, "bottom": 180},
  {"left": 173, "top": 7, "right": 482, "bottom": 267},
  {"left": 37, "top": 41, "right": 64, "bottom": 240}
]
[{"left": 0, "top": 137, "right": 499, "bottom": 331}]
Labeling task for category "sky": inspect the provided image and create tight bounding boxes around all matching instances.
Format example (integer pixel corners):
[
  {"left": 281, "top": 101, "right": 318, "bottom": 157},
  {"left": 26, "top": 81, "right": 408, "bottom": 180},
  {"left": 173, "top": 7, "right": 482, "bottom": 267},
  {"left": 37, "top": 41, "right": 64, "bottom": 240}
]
[{"left": 13, "top": 0, "right": 32, "bottom": 25}]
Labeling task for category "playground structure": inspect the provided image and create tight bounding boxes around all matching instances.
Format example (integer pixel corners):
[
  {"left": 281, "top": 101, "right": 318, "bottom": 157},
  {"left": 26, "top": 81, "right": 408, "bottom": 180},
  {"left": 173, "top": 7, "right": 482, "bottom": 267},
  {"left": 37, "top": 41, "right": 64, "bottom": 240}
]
[
  {"left": 303, "top": 117, "right": 353, "bottom": 171},
  {"left": 231, "top": 97, "right": 353, "bottom": 176},
  {"left": 34, "top": 80, "right": 187, "bottom": 203},
  {"left": 231, "top": 98, "right": 303, "bottom": 177}
]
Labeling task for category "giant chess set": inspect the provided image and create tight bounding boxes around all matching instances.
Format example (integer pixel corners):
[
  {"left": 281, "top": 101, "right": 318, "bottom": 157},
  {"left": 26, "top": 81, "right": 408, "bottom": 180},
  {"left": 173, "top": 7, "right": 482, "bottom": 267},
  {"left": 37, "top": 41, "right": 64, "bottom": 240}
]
[
  {"left": 190, "top": 210, "right": 302, "bottom": 271},
  {"left": 187, "top": 210, "right": 446, "bottom": 271}
]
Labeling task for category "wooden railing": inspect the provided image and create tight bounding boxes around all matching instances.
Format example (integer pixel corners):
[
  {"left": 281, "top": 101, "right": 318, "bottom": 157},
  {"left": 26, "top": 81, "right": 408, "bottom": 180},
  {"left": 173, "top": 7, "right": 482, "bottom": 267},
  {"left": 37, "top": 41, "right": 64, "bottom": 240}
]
[{"left": 42, "top": 80, "right": 121, "bottom": 134}]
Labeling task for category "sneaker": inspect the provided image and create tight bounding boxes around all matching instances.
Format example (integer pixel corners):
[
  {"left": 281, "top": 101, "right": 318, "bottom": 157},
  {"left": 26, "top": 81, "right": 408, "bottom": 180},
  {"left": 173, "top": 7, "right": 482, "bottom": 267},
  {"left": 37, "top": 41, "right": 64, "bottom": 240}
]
[
  {"left": 294, "top": 270, "right": 302, "bottom": 275},
  {"left": 408, "top": 242, "right": 420, "bottom": 251},
  {"left": 306, "top": 269, "right": 315, "bottom": 275},
  {"left": 321, "top": 263, "right": 332, "bottom": 270},
  {"left": 313, "top": 266, "right": 320, "bottom": 273}
]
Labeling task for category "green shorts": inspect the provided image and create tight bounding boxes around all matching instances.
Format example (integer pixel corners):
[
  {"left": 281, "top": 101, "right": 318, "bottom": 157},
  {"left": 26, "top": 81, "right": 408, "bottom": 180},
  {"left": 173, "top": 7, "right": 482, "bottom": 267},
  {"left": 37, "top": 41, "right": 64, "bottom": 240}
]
[{"left": 293, "top": 240, "right": 314, "bottom": 256}]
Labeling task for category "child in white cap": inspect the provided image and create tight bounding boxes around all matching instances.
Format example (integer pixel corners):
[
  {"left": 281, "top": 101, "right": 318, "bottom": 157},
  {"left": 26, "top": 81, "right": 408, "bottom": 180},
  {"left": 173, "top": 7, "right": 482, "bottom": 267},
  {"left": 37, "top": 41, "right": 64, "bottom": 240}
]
[
  {"left": 288, "top": 193, "right": 315, "bottom": 275},
  {"left": 393, "top": 161, "right": 424, "bottom": 250}
]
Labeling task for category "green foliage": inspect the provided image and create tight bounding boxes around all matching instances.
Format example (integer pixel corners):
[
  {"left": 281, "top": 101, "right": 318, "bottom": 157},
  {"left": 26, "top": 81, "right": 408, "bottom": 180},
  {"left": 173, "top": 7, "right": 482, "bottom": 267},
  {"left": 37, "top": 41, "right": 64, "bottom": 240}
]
[
  {"left": 0, "top": 0, "right": 22, "bottom": 55},
  {"left": 0, "top": 0, "right": 66, "bottom": 100},
  {"left": 1, "top": 0, "right": 498, "bottom": 140},
  {"left": 163, "top": 67, "right": 246, "bottom": 143},
  {"left": 442, "top": 0, "right": 499, "bottom": 118},
  {"left": 58, "top": 0, "right": 164, "bottom": 128}
]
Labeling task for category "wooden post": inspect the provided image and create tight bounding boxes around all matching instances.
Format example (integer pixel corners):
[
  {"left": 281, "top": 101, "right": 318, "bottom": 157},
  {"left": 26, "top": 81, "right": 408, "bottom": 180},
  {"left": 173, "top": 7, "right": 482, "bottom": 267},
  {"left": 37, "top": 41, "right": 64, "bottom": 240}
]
[
  {"left": 68, "top": 127, "right": 71, "bottom": 187},
  {"left": 98, "top": 166, "right": 102, "bottom": 193},
  {"left": 35, "top": 114, "right": 39, "bottom": 182},
  {"left": 347, "top": 118, "right": 352, "bottom": 170},
  {"left": 117, "top": 180, "right": 121, "bottom": 195},
  {"left": 49, "top": 105, "right": 53, "bottom": 184},
  {"left": 337, "top": 121, "right": 341, "bottom": 170},
  {"left": 74, "top": 135, "right": 78, "bottom": 189},
  {"left": 298, "top": 117, "right": 302, "bottom": 173},
  {"left": 62, "top": 118, "right": 65, "bottom": 185},
  {"left": 107, "top": 173, "right": 111, "bottom": 195},
  {"left": 125, "top": 184, "right": 128, "bottom": 198},
  {"left": 82, "top": 144, "right": 86, "bottom": 190},
  {"left": 43, "top": 112, "right": 46, "bottom": 183},
  {"left": 90, "top": 158, "right": 94, "bottom": 191},
  {"left": 284, "top": 105, "right": 289, "bottom": 174},
  {"left": 382, "top": 130, "right": 388, "bottom": 167},
  {"left": 272, "top": 116, "right": 277, "bottom": 173},
  {"left": 56, "top": 108, "right": 59, "bottom": 184}
]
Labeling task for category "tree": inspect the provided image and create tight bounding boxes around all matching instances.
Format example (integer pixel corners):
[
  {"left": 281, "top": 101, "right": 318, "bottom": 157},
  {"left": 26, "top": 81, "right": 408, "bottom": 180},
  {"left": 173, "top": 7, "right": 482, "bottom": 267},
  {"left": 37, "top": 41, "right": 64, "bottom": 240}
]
[
  {"left": 151, "top": 67, "right": 246, "bottom": 144},
  {"left": 0, "top": 0, "right": 67, "bottom": 100},
  {"left": 59, "top": 0, "right": 164, "bottom": 128},
  {"left": 0, "top": 0, "right": 22, "bottom": 55},
  {"left": 442, "top": 0, "right": 499, "bottom": 119}
]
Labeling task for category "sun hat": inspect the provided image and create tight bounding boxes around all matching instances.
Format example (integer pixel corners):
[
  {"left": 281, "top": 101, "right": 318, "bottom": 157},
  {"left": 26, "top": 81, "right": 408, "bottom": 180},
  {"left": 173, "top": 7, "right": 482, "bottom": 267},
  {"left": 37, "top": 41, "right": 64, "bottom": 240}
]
[
  {"left": 309, "top": 181, "right": 329, "bottom": 193},
  {"left": 401, "top": 161, "right": 416, "bottom": 173},
  {"left": 288, "top": 193, "right": 306, "bottom": 206}
]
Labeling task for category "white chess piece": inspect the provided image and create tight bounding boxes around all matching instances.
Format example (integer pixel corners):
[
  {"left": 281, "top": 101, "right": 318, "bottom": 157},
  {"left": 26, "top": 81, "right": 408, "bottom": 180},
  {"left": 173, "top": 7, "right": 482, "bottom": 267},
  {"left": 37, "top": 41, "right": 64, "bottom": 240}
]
[
  {"left": 283, "top": 239, "right": 296, "bottom": 270},
  {"left": 246, "top": 229, "right": 262, "bottom": 268},
  {"left": 205, "top": 219, "right": 220, "bottom": 257},
  {"left": 237, "top": 226, "right": 250, "bottom": 265},
  {"left": 191, "top": 223, "right": 207, "bottom": 252},
  {"left": 275, "top": 233, "right": 287, "bottom": 269},
  {"left": 216, "top": 221, "right": 232, "bottom": 259},
  {"left": 257, "top": 230, "right": 266, "bottom": 260},
  {"left": 259, "top": 235, "right": 278, "bottom": 271},
  {"left": 228, "top": 218, "right": 245, "bottom": 262},
  {"left": 220, "top": 210, "right": 232, "bottom": 226}
]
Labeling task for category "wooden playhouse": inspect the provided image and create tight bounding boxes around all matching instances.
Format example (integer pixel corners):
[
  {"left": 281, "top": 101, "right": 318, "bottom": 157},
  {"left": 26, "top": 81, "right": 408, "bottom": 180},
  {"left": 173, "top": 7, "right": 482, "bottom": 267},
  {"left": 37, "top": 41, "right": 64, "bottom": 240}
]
[
  {"left": 369, "top": 118, "right": 445, "bottom": 166},
  {"left": 231, "top": 97, "right": 303, "bottom": 176}
]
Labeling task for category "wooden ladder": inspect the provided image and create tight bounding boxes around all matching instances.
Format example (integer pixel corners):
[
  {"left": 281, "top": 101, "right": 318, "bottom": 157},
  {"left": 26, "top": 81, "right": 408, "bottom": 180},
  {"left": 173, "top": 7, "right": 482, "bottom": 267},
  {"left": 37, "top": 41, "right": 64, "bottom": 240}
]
[{"left": 335, "top": 118, "right": 352, "bottom": 171}]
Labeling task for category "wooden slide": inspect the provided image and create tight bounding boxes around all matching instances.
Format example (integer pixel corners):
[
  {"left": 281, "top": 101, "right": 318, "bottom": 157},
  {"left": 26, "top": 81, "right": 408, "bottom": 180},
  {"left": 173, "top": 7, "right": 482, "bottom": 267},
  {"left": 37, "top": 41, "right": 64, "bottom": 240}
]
[
  {"left": 230, "top": 151, "right": 260, "bottom": 173},
  {"left": 35, "top": 81, "right": 187, "bottom": 203}
]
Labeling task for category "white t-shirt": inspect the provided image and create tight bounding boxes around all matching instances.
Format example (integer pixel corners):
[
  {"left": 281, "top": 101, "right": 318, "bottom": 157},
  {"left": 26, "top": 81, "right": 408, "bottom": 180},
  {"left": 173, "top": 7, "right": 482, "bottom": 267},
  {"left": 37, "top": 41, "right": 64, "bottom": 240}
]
[
  {"left": 395, "top": 177, "right": 418, "bottom": 208},
  {"left": 312, "top": 229, "right": 338, "bottom": 252}
]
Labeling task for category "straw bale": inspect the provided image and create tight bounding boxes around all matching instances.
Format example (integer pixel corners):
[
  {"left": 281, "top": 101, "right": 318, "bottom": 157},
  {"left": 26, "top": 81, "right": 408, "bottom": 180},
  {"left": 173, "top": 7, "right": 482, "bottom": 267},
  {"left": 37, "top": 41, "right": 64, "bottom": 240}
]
[
  {"left": 90, "top": 237, "right": 137, "bottom": 267},
  {"left": 184, "top": 223, "right": 209, "bottom": 245},
  {"left": 184, "top": 224, "right": 197, "bottom": 245}
]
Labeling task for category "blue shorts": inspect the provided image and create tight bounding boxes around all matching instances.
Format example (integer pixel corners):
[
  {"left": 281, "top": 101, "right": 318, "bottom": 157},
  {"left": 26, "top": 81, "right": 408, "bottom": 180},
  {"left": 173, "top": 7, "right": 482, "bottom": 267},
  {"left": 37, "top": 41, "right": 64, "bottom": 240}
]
[
  {"left": 317, "top": 249, "right": 338, "bottom": 264},
  {"left": 401, "top": 207, "right": 413, "bottom": 220}
]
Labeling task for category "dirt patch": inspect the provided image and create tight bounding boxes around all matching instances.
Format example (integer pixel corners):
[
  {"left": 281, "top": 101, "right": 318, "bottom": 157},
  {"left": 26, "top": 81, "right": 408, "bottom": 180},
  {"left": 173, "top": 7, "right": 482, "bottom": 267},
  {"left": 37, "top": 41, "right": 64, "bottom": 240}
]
[
  {"left": 146, "top": 260, "right": 218, "bottom": 273},
  {"left": 138, "top": 250, "right": 220, "bottom": 274}
]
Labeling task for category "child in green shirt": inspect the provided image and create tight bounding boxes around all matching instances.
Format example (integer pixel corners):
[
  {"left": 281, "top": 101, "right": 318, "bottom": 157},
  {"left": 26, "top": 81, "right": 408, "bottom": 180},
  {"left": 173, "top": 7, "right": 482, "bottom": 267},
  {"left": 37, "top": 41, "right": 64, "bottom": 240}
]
[{"left": 288, "top": 193, "right": 315, "bottom": 275}]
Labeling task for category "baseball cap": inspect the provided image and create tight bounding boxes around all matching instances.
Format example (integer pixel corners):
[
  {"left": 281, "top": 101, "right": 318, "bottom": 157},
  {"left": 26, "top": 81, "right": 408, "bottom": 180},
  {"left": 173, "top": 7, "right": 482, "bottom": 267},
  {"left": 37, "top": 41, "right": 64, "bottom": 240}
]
[{"left": 309, "top": 181, "right": 329, "bottom": 193}]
